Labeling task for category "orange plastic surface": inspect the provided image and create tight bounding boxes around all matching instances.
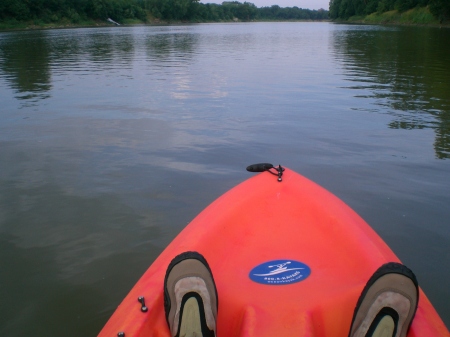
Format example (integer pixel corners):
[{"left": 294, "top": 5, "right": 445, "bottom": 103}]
[{"left": 98, "top": 168, "right": 449, "bottom": 337}]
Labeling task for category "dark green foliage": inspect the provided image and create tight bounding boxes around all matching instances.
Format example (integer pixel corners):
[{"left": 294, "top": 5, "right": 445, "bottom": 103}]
[
  {"left": 376, "top": 0, "right": 396, "bottom": 13},
  {"left": 0, "top": 0, "right": 147, "bottom": 24},
  {"left": 223, "top": 1, "right": 258, "bottom": 21},
  {"left": 429, "top": 0, "right": 450, "bottom": 22},
  {"left": 259, "top": 5, "right": 328, "bottom": 20},
  {"left": 330, "top": 0, "right": 449, "bottom": 21},
  {"left": 143, "top": 0, "right": 198, "bottom": 20},
  {"left": 0, "top": 0, "right": 328, "bottom": 25}
]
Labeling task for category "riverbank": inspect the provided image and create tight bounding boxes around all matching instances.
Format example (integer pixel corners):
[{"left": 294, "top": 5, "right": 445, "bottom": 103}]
[
  {"left": 1, "top": 9, "right": 448, "bottom": 32},
  {"left": 0, "top": 18, "right": 149, "bottom": 31},
  {"left": 342, "top": 7, "right": 449, "bottom": 27},
  {"left": 0, "top": 18, "right": 330, "bottom": 32}
]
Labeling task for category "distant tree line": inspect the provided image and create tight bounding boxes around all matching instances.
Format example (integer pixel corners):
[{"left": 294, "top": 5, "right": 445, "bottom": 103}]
[
  {"left": 329, "top": 0, "right": 449, "bottom": 22},
  {"left": 0, "top": 0, "right": 328, "bottom": 24},
  {"left": 0, "top": 0, "right": 147, "bottom": 23},
  {"left": 257, "top": 5, "right": 328, "bottom": 21}
]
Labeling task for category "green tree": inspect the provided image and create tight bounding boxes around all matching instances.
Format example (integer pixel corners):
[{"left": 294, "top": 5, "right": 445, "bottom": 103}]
[
  {"left": 329, "top": 0, "right": 448, "bottom": 22},
  {"left": 329, "top": 0, "right": 341, "bottom": 19},
  {"left": 429, "top": 0, "right": 450, "bottom": 22},
  {"left": 3, "top": 0, "right": 31, "bottom": 20},
  {"left": 0, "top": 0, "right": 328, "bottom": 24}
]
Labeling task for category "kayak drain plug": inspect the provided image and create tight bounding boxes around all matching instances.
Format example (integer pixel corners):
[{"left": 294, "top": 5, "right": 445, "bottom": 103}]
[
  {"left": 138, "top": 296, "right": 148, "bottom": 312},
  {"left": 246, "top": 163, "right": 285, "bottom": 182},
  {"left": 117, "top": 332, "right": 125, "bottom": 337}
]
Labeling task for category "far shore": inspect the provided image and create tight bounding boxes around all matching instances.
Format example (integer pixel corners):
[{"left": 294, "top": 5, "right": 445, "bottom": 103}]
[
  {"left": 0, "top": 19, "right": 331, "bottom": 32},
  {"left": 333, "top": 19, "right": 450, "bottom": 29},
  {"left": 333, "top": 7, "right": 449, "bottom": 28},
  {"left": 1, "top": 17, "right": 448, "bottom": 32}
]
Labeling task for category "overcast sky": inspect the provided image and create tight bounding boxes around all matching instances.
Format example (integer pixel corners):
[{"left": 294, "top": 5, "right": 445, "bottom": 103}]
[{"left": 201, "top": 0, "right": 330, "bottom": 10}]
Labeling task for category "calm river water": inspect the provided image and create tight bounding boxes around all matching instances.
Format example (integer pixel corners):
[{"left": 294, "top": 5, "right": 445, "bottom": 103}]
[{"left": 0, "top": 23, "right": 449, "bottom": 335}]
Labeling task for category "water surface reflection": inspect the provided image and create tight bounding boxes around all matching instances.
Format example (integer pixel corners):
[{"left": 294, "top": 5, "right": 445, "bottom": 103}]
[
  {"left": 333, "top": 25, "right": 450, "bottom": 158},
  {"left": 0, "top": 31, "right": 51, "bottom": 103}
]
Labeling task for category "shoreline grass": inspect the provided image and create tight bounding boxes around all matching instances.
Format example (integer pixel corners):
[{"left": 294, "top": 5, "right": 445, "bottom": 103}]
[
  {"left": 0, "top": 18, "right": 113, "bottom": 31},
  {"left": 346, "top": 7, "right": 448, "bottom": 26},
  {"left": 1, "top": 7, "right": 449, "bottom": 32},
  {"left": 0, "top": 18, "right": 330, "bottom": 32}
]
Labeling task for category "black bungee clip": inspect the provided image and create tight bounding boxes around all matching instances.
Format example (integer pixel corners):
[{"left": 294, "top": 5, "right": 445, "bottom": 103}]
[{"left": 246, "top": 163, "right": 285, "bottom": 182}]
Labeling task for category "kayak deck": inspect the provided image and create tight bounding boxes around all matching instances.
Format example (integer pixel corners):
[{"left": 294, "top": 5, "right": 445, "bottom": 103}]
[{"left": 98, "top": 168, "right": 449, "bottom": 336}]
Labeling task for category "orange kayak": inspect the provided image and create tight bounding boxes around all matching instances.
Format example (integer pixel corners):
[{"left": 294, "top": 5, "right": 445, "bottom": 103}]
[{"left": 98, "top": 166, "right": 449, "bottom": 337}]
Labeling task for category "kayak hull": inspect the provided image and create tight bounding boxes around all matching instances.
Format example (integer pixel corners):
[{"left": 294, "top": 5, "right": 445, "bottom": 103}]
[{"left": 98, "top": 168, "right": 449, "bottom": 336}]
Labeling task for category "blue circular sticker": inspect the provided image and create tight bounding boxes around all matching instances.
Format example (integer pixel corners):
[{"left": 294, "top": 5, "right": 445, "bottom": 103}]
[{"left": 249, "top": 260, "right": 311, "bottom": 285}]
